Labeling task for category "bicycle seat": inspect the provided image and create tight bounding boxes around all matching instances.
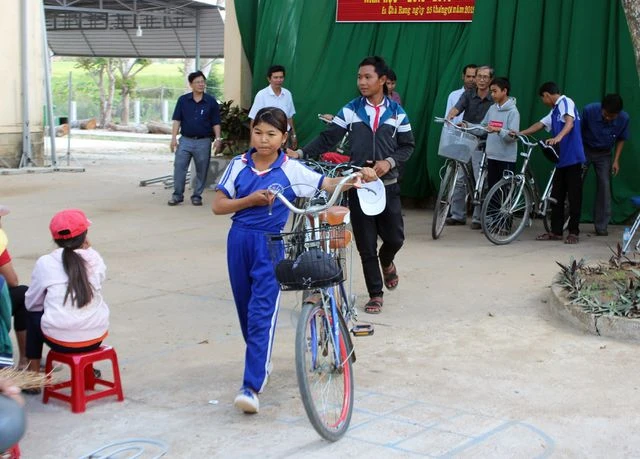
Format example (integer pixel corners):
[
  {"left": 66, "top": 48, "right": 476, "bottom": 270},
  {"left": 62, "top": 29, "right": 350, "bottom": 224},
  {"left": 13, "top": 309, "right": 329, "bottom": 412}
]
[
  {"left": 537, "top": 141, "right": 559, "bottom": 163},
  {"left": 320, "top": 206, "right": 350, "bottom": 225},
  {"left": 631, "top": 196, "right": 640, "bottom": 208}
]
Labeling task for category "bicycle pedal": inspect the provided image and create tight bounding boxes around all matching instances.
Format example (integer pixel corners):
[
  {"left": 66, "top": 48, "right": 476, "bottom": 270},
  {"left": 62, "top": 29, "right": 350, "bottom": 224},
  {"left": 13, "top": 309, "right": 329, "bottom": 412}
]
[{"left": 351, "top": 324, "right": 374, "bottom": 336}]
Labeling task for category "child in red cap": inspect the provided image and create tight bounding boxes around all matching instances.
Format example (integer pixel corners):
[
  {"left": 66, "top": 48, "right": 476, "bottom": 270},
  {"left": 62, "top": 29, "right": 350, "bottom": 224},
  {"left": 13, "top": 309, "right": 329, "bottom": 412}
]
[{"left": 24, "top": 209, "right": 110, "bottom": 381}]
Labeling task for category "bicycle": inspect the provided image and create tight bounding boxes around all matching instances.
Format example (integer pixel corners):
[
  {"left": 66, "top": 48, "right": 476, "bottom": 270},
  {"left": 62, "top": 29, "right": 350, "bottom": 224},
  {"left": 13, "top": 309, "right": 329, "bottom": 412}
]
[
  {"left": 480, "top": 134, "right": 562, "bottom": 244},
  {"left": 266, "top": 173, "right": 375, "bottom": 441},
  {"left": 622, "top": 196, "right": 640, "bottom": 255},
  {"left": 431, "top": 117, "right": 489, "bottom": 239}
]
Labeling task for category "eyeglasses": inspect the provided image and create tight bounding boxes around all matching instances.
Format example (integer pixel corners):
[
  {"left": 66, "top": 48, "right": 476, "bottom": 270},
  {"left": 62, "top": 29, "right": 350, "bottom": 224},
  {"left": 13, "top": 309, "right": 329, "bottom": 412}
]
[{"left": 476, "top": 75, "right": 491, "bottom": 80}]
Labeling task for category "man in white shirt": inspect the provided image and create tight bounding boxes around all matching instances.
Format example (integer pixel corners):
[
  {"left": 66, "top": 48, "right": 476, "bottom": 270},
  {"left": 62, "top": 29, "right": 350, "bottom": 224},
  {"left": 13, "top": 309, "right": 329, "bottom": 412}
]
[
  {"left": 444, "top": 64, "right": 477, "bottom": 123},
  {"left": 248, "top": 65, "right": 298, "bottom": 149}
]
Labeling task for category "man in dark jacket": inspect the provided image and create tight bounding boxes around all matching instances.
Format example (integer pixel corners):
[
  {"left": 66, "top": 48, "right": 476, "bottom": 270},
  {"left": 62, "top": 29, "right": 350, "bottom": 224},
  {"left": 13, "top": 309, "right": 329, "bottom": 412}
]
[{"left": 288, "top": 56, "right": 415, "bottom": 314}]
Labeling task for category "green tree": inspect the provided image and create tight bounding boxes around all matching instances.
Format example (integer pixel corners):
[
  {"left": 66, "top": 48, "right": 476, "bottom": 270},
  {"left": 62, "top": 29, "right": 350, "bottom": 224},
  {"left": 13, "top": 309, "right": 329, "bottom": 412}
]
[
  {"left": 622, "top": 0, "right": 640, "bottom": 81},
  {"left": 75, "top": 57, "right": 116, "bottom": 127},
  {"left": 115, "top": 58, "right": 152, "bottom": 125}
]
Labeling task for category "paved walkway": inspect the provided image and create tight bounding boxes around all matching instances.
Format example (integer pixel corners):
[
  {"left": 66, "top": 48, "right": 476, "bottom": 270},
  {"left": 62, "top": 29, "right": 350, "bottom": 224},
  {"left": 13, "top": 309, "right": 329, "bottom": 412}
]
[{"left": 2, "top": 140, "right": 640, "bottom": 458}]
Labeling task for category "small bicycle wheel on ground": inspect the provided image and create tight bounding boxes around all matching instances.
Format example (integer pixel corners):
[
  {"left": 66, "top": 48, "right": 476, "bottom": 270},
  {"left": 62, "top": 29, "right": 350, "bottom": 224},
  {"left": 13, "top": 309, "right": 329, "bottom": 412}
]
[
  {"left": 295, "top": 301, "right": 354, "bottom": 442},
  {"left": 481, "top": 178, "right": 532, "bottom": 245},
  {"left": 432, "top": 162, "right": 458, "bottom": 240}
]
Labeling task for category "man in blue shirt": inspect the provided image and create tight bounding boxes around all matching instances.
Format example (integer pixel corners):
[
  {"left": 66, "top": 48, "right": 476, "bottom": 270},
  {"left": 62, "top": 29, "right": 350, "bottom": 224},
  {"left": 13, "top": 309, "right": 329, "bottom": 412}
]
[
  {"left": 168, "top": 71, "right": 222, "bottom": 206},
  {"left": 581, "top": 94, "right": 630, "bottom": 236},
  {"left": 519, "top": 81, "right": 585, "bottom": 244}
]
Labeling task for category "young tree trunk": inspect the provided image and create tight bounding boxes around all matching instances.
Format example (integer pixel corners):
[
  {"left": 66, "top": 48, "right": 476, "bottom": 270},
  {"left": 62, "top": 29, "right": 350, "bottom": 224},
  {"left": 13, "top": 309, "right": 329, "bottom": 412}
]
[
  {"left": 622, "top": 0, "right": 640, "bottom": 81},
  {"left": 97, "top": 69, "right": 106, "bottom": 127},
  {"left": 183, "top": 58, "right": 195, "bottom": 91},
  {"left": 121, "top": 89, "right": 130, "bottom": 125},
  {"left": 104, "top": 62, "right": 116, "bottom": 127}
]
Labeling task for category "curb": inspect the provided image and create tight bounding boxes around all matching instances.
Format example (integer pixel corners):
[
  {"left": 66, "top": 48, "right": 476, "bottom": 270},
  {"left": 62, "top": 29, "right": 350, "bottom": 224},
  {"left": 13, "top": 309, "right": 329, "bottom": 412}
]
[{"left": 548, "top": 277, "right": 640, "bottom": 341}]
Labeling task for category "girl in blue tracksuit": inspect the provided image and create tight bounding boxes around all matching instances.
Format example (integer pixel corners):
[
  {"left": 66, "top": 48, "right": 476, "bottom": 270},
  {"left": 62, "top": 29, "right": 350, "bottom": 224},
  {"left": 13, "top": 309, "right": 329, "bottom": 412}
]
[{"left": 212, "top": 107, "right": 375, "bottom": 414}]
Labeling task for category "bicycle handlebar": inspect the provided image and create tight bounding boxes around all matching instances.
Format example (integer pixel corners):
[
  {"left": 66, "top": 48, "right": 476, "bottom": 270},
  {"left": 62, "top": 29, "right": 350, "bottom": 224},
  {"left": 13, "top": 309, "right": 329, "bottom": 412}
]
[
  {"left": 511, "top": 133, "right": 540, "bottom": 148},
  {"left": 269, "top": 172, "right": 362, "bottom": 215},
  {"left": 299, "top": 158, "right": 357, "bottom": 175},
  {"left": 434, "top": 117, "right": 489, "bottom": 132}
]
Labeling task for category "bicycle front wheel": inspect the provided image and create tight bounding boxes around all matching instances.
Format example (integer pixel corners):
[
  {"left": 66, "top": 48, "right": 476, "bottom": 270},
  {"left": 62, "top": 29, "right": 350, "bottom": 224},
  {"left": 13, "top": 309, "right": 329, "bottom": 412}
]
[
  {"left": 481, "top": 178, "right": 532, "bottom": 245},
  {"left": 432, "top": 162, "right": 458, "bottom": 239},
  {"left": 296, "top": 301, "right": 354, "bottom": 442}
]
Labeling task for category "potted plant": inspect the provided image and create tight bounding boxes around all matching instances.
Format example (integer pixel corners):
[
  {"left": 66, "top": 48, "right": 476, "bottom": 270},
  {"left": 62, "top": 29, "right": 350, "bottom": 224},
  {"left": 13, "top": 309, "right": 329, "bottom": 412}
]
[{"left": 219, "top": 100, "right": 250, "bottom": 156}]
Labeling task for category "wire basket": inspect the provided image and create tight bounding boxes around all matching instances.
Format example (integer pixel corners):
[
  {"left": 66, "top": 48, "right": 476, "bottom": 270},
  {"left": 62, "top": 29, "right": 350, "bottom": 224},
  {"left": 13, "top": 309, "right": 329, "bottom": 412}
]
[
  {"left": 438, "top": 124, "right": 479, "bottom": 162},
  {"left": 266, "top": 224, "right": 350, "bottom": 291}
]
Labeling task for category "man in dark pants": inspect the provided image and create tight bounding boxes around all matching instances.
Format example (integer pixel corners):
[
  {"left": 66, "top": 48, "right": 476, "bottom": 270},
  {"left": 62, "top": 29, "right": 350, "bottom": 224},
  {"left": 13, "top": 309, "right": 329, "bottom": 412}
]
[
  {"left": 168, "top": 70, "right": 222, "bottom": 206},
  {"left": 581, "top": 94, "right": 630, "bottom": 236},
  {"left": 288, "top": 56, "right": 415, "bottom": 314},
  {"left": 446, "top": 65, "right": 494, "bottom": 229},
  {"left": 519, "top": 82, "right": 586, "bottom": 244}
]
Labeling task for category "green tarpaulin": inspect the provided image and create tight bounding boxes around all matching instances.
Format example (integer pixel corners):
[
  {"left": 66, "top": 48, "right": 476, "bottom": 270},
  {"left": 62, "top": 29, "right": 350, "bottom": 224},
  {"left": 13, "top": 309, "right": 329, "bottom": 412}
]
[{"left": 235, "top": 0, "right": 639, "bottom": 223}]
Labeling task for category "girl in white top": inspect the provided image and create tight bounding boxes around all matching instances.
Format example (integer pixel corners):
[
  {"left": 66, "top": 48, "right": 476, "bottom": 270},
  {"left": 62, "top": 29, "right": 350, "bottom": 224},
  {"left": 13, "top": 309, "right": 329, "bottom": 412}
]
[{"left": 25, "top": 209, "right": 109, "bottom": 374}]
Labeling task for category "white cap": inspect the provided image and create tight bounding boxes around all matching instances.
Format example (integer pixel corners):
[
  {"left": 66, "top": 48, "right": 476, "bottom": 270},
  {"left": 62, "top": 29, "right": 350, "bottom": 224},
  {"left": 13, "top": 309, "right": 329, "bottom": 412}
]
[{"left": 356, "top": 178, "right": 386, "bottom": 216}]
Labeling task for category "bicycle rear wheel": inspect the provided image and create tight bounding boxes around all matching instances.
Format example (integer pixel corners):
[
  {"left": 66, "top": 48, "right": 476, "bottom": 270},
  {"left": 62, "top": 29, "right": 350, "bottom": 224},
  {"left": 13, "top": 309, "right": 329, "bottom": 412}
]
[
  {"left": 481, "top": 178, "right": 532, "bottom": 245},
  {"left": 432, "top": 162, "right": 458, "bottom": 239},
  {"left": 296, "top": 301, "right": 354, "bottom": 442},
  {"left": 542, "top": 196, "right": 570, "bottom": 234}
]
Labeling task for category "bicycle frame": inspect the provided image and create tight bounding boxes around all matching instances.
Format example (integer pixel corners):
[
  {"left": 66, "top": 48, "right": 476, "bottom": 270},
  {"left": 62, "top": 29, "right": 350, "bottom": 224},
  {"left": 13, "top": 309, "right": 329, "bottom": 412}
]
[
  {"left": 271, "top": 174, "right": 363, "bottom": 365},
  {"left": 500, "top": 137, "right": 556, "bottom": 219}
]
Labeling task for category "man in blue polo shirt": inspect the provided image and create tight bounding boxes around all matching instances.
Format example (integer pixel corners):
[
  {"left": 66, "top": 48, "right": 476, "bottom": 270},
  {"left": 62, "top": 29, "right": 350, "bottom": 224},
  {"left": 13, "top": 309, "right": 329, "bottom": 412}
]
[
  {"left": 519, "top": 81, "right": 585, "bottom": 244},
  {"left": 168, "top": 70, "right": 222, "bottom": 206},
  {"left": 581, "top": 94, "right": 630, "bottom": 236}
]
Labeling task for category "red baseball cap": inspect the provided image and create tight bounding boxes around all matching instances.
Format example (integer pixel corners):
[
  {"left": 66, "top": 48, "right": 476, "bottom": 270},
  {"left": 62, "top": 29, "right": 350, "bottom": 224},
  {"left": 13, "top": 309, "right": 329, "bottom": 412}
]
[{"left": 49, "top": 209, "right": 91, "bottom": 240}]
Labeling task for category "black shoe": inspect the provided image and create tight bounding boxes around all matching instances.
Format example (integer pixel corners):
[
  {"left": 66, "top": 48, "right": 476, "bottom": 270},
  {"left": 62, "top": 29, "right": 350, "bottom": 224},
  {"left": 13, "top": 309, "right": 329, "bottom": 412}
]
[
  {"left": 445, "top": 218, "right": 466, "bottom": 226},
  {"left": 470, "top": 222, "right": 481, "bottom": 230},
  {"left": 167, "top": 197, "right": 183, "bottom": 206},
  {"left": 595, "top": 230, "right": 608, "bottom": 236},
  {"left": 191, "top": 197, "right": 203, "bottom": 206}
]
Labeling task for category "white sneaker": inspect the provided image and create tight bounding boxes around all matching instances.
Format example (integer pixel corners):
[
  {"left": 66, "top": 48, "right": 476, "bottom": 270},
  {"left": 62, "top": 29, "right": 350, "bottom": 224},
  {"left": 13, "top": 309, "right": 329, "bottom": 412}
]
[{"left": 234, "top": 388, "right": 259, "bottom": 414}]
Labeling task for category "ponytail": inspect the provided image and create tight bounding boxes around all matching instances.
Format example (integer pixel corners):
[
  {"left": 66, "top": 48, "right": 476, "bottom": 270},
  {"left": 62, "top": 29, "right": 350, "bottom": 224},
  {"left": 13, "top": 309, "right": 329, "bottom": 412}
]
[{"left": 56, "top": 232, "right": 93, "bottom": 308}]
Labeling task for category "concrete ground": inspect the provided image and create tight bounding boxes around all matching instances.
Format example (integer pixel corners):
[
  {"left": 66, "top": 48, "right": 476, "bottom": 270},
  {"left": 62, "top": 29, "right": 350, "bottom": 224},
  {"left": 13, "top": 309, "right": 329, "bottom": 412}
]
[{"left": 2, "top": 133, "right": 640, "bottom": 458}]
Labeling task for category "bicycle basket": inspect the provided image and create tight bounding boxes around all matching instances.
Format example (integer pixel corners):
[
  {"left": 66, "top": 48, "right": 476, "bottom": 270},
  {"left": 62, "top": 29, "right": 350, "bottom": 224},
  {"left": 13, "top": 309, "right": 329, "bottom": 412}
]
[
  {"left": 438, "top": 124, "right": 479, "bottom": 162},
  {"left": 266, "top": 225, "right": 347, "bottom": 291}
]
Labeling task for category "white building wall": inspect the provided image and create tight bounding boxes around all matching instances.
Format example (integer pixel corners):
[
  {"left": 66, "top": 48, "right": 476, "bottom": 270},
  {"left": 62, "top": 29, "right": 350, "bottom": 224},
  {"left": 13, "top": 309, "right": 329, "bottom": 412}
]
[
  {"left": 223, "top": 0, "right": 252, "bottom": 110},
  {"left": 0, "top": 0, "right": 45, "bottom": 167}
]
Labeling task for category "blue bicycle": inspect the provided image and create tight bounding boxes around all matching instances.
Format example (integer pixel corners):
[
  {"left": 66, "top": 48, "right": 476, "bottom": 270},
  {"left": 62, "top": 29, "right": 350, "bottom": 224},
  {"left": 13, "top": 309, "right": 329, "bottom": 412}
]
[{"left": 266, "top": 173, "right": 373, "bottom": 441}]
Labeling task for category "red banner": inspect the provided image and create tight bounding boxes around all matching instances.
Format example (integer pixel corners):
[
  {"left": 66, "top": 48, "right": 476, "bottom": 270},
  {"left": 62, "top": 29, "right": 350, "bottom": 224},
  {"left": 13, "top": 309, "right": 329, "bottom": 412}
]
[{"left": 336, "top": 0, "right": 475, "bottom": 23}]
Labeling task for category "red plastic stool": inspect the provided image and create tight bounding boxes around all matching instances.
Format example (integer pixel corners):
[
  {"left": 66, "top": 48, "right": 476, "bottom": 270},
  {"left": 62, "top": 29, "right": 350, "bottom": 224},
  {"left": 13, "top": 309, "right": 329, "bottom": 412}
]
[{"left": 43, "top": 345, "right": 124, "bottom": 413}]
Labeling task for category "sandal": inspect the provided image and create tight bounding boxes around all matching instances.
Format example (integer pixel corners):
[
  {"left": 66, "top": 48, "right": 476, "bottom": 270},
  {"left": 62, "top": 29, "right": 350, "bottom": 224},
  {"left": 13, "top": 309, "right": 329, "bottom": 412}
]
[
  {"left": 364, "top": 297, "right": 383, "bottom": 314},
  {"left": 381, "top": 262, "right": 399, "bottom": 290},
  {"left": 536, "top": 232, "right": 563, "bottom": 241},
  {"left": 565, "top": 234, "right": 579, "bottom": 244}
]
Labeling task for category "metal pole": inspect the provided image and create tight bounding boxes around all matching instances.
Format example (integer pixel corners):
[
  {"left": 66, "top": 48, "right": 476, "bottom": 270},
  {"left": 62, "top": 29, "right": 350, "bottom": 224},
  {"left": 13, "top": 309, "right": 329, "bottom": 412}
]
[
  {"left": 20, "top": 0, "right": 32, "bottom": 167},
  {"left": 67, "top": 72, "right": 72, "bottom": 166},
  {"left": 42, "top": 2, "right": 57, "bottom": 167},
  {"left": 195, "top": 9, "right": 201, "bottom": 70}
]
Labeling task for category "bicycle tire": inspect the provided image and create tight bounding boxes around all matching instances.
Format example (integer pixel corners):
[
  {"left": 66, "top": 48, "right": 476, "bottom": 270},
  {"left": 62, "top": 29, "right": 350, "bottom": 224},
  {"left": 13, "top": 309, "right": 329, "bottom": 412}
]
[
  {"left": 481, "top": 177, "right": 532, "bottom": 245},
  {"left": 542, "top": 196, "right": 570, "bottom": 234},
  {"left": 432, "top": 162, "right": 458, "bottom": 240},
  {"left": 296, "top": 301, "right": 354, "bottom": 442}
]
